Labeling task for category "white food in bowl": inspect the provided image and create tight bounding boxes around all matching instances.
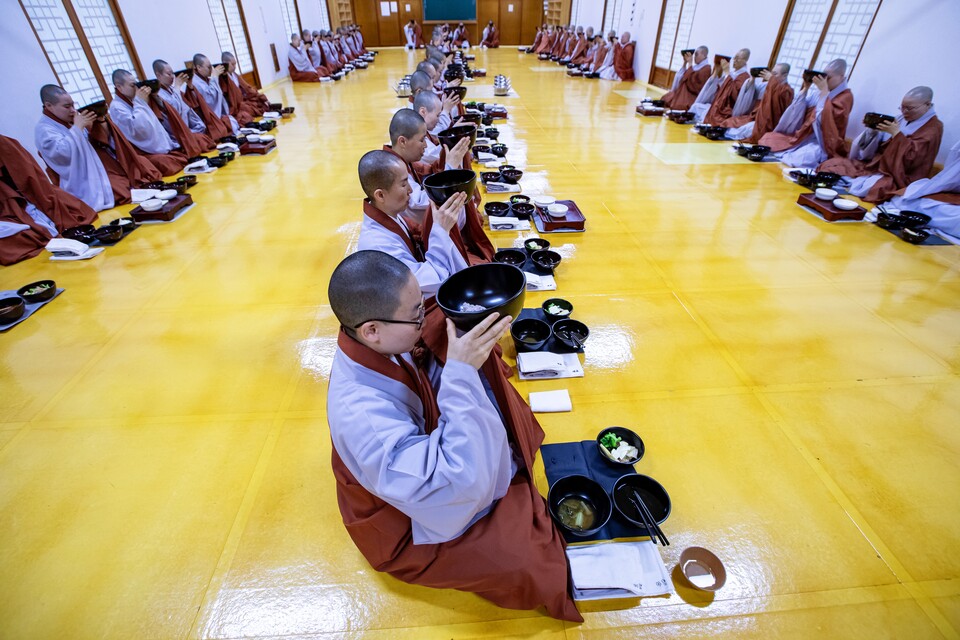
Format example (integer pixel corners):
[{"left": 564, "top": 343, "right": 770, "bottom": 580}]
[
  {"left": 532, "top": 196, "right": 556, "bottom": 207},
  {"left": 157, "top": 189, "right": 178, "bottom": 200},
  {"left": 258, "top": 134, "right": 275, "bottom": 142},
  {"left": 815, "top": 188, "right": 838, "bottom": 200},
  {"left": 833, "top": 198, "right": 858, "bottom": 211},
  {"left": 246, "top": 134, "right": 261, "bottom": 143},
  {"left": 547, "top": 203, "right": 569, "bottom": 218},
  {"left": 140, "top": 198, "right": 164, "bottom": 211}
]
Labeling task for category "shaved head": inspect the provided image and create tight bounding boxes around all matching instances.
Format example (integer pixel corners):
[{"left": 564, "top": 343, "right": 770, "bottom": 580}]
[
  {"left": 906, "top": 85, "right": 933, "bottom": 102},
  {"left": 389, "top": 108, "right": 426, "bottom": 146},
  {"left": 192, "top": 53, "right": 208, "bottom": 68},
  {"left": 409, "top": 70, "right": 433, "bottom": 94},
  {"left": 152, "top": 58, "right": 169, "bottom": 75},
  {"left": 773, "top": 62, "right": 790, "bottom": 76},
  {"left": 40, "top": 84, "right": 68, "bottom": 106},
  {"left": 329, "top": 250, "right": 412, "bottom": 331},
  {"left": 416, "top": 60, "right": 436, "bottom": 76},
  {"left": 695, "top": 45, "right": 708, "bottom": 56},
  {"left": 112, "top": 68, "right": 133, "bottom": 85},
  {"left": 824, "top": 58, "right": 847, "bottom": 77},
  {"left": 222, "top": 51, "right": 236, "bottom": 63},
  {"left": 358, "top": 149, "right": 407, "bottom": 199},
  {"left": 413, "top": 90, "right": 441, "bottom": 112}
]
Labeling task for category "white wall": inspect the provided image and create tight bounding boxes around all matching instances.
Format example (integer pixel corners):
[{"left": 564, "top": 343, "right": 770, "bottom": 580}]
[
  {"left": 686, "top": 0, "right": 787, "bottom": 68},
  {"left": 297, "top": 0, "right": 331, "bottom": 32},
  {"left": 621, "top": 0, "right": 667, "bottom": 85},
  {"left": 845, "top": 0, "right": 959, "bottom": 163},
  {"left": 572, "top": 0, "right": 605, "bottom": 33},
  {"left": 240, "top": 0, "right": 294, "bottom": 87},
  {"left": 117, "top": 0, "right": 221, "bottom": 74},
  {"left": 0, "top": 3, "right": 64, "bottom": 162}
]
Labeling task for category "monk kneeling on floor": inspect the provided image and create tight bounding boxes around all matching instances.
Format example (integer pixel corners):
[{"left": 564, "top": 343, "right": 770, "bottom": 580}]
[{"left": 326, "top": 249, "right": 582, "bottom": 622}]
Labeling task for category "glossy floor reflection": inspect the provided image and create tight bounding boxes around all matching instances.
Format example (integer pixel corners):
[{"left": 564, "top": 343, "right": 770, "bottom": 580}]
[{"left": 0, "top": 48, "right": 958, "bottom": 639}]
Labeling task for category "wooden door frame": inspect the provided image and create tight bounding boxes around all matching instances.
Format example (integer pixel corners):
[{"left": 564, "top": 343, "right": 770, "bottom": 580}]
[{"left": 217, "top": 0, "right": 263, "bottom": 89}]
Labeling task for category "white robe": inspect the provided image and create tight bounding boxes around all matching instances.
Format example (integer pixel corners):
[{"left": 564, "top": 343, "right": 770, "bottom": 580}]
[
  {"left": 158, "top": 84, "right": 206, "bottom": 133},
  {"left": 883, "top": 138, "right": 960, "bottom": 243},
  {"left": 597, "top": 44, "right": 617, "bottom": 80},
  {"left": 844, "top": 108, "right": 939, "bottom": 197},
  {"left": 306, "top": 42, "right": 323, "bottom": 68},
  {"left": 404, "top": 24, "right": 415, "bottom": 48},
  {"left": 357, "top": 210, "right": 467, "bottom": 296},
  {"left": 192, "top": 74, "right": 239, "bottom": 133},
  {"left": 328, "top": 351, "right": 514, "bottom": 545},
  {"left": 34, "top": 115, "right": 114, "bottom": 212},
  {"left": 289, "top": 44, "right": 315, "bottom": 73},
  {"left": 108, "top": 96, "right": 179, "bottom": 155},
  {"left": 773, "top": 81, "right": 849, "bottom": 169}
]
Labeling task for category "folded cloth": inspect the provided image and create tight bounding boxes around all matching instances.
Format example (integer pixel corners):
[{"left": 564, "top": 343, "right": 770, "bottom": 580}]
[
  {"left": 217, "top": 142, "right": 240, "bottom": 152},
  {"left": 130, "top": 188, "right": 161, "bottom": 203},
  {"left": 567, "top": 541, "right": 674, "bottom": 600},
  {"left": 524, "top": 272, "right": 556, "bottom": 291},
  {"left": 517, "top": 352, "right": 584, "bottom": 380},
  {"left": 240, "top": 127, "right": 261, "bottom": 134},
  {"left": 485, "top": 182, "right": 522, "bottom": 194},
  {"left": 529, "top": 389, "right": 572, "bottom": 413},
  {"left": 262, "top": 111, "right": 281, "bottom": 118},
  {"left": 484, "top": 160, "right": 508, "bottom": 168},
  {"left": 477, "top": 152, "right": 498, "bottom": 162},
  {"left": 489, "top": 215, "right": 531, "bottom": 230},
  {"left": 45, "top": 238, "right": 104, "bottom": 261}
]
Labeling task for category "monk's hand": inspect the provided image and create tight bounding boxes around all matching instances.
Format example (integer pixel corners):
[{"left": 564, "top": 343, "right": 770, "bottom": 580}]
[
  {"left": 876, "top": 120, "right": 900, "bottom": 136},
  {"left": 445, "top": 135, "right": 471, "bottom": 168},
  {"left": 447, "top": 76, "right": 462, "bottom": 87},
  {"left": 441, "top": 92, "right": 458, "bottom": 112},
  {"left": 445, "top": 314, "right": 512, "bottom": 370},
  {"left": 759, "top": 69, "right": 772, "bottom": 81},
  {"left": 74, "top": 110, "right": 97, "bottom": 130},
  {"left": 135, "top": 85, "right": 152, "bottom": 102},
  {"left": 433, "top": 191, "right": 467, "bottom": 232},
  {"left": 212, "top": 64, "right": 224, "bottom": 78},
  {"left": 811, "top": 74, "right": 828, "bottom": 93},
  {"left": 174, "top": 73, "right": 188, "bottom": 88}
]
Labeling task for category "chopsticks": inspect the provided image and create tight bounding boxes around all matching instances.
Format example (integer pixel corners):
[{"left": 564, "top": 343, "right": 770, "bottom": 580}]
[{"left": 630, "top": 490, "right": 670, "bottom": 546}]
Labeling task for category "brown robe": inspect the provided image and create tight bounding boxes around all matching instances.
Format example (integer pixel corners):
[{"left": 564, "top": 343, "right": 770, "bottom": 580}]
[
  {"left": 219, "top": 75, "right": 257, "bottom": 125},
  {"left": 613, "top": 41, "right": 636, "bottom": 81},
  {"left": 413, "top": 22, "right": 424, "bottom": 48},
  {"left": 148, "top": 95, "right": 215, "bottom": 157},
  {"left": 183, "top": 84, "right": 233, "bottom": 140},
  {"left": 587, "top": 41, "right": 609, "bottom": 72},
  {"left": 818, "top": 115, "right": 943, "bottom": 203},
  {"left": 662, "top": 64, "right": 712, "bottom": 110},
  {"left": 534, "top": 31, "right": 553, "bottom": 54},
  {"left": 703, "top": 70, "right": 749, "bottom": 125},
  {"left": 550, "top": 32, "right": 568, "bottom": 57},
  {"left": 0, "top": 134, "right": 97, "bottom": 265},
  {"left": 111, "top": 94, "right": 188, "bottom": 176},
  {"left": 453, "top": 27, "right": 470, "bottom": 47},
  {"left": 237, "top": 74, "right": 270, "bottom": 115},
  {"left": 759, "top": 88, "right": 854, "bottom": 159},
  {"left": 529, "top": 30, "right": 543, "bottom": 52},
  {"left": 288, "top": 60, "right": 321, "bottom": 83},
  {"left": 481, "top": 27, "right": 499, "bottom": 48},
  {"left": 330, "top": 329, "right": 582, "bottom": 622},
  {"left": 566, "top": 36, "right": 587, "bottom": 62},
  {"left": 88, "top": 117, "right": 164, "bottom": 202},
  {"left": 740, "top": 75, "right": 795, "bottom": 143}
]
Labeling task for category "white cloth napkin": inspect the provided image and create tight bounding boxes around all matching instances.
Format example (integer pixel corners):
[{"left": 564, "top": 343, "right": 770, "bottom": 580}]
[
  {"left": 485, "top": 182, "right": 522, "bottom": 193},
  {"left": 524, "top": 272, "right": 557, "bottom": 291},
  {"left": 130, "top": 188, "right": 160, "bottom": 203},
  {"left": 567, "top": 541, "right": 674, "bottom": 600},
  {"left": 529, "top": 389, "right": 572, "bottom": 413},
  {"left": 477, "top": 152, "right": 498, "bottom": 162},
  {"left": 488, "top": 216, "right": 530, "bottom": 230},
  {"left": 217, "top": 142, "right": 240, "bottom": 152},
  {"left": 517, "top": 352, "right": 584, "bottom": 380},
  {"left": 45, "top": 238, "right": 103, "bottom": 261},
  {"left": 262, "top": 111, "right": 281, "bottom": 118},
  {"left": 239, "top": 127, "right": 260, "bottom": 134}
]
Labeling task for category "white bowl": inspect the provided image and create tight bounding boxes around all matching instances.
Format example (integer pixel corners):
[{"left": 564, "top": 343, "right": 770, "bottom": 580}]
[
  {"left": 532, "top": 196, "right": 556, "bottom": 207},
  {"left": 815, "top": 188, "right": 838, "bottom": 200},
  {"left": 547, "top": 203, "right": 569, "bottom": 218},
  {"left": 258, "top": 134, "right": 275, "bottom": 142},
  {"left": 140, "top": 198, "right": 164, "bottom": 212},
  {"left": 246, "top": 134, "right": 261, "bottom": 143},
  {"left": 833, "top": 198, "right": 858, "bottom": 211},
  {"left": 157, "top": 189, "right": 178, "bottom": 200}
]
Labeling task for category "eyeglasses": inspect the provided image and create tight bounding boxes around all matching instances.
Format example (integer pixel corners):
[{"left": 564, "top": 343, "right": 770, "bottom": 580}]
[
  {"left": 352, "top": 302, "right": 425, "bottom": 330},
  {"left": 899, "top": 103, "right": 929, "bottom": 113}
]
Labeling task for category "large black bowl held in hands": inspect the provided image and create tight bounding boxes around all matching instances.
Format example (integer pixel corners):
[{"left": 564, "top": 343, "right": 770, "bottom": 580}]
[
  {"left": 422, "top": 169, "right": 477, "bottom": 205},
  {"left": 436, "top": 124, "right": 478, "bottom": 149},
  {"left": 548, "top": 474, "right": 612, "bottom": 537},
  {"left": 436, "top": 263, "right": 526, "bottom": 330},
  {"left": 612, "top": 473, "right": 671, "bottom": 530}
]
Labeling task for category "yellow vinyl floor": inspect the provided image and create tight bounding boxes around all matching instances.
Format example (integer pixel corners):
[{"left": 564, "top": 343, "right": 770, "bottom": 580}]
[{"left": 1, "top": 48, "right": 959, "bottom": 639}]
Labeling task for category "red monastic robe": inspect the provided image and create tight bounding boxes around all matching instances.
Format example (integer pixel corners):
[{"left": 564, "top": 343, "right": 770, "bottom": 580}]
[
  {"left": 110, "top": 95, "right": 188, "bottom": 176},
  {"left": 82, "top": 117, "right": 158, "bottom": 204},
  {"left": 703, "top": 70, "right": 749, "bottom": 125},
  {"left": 535, "top": 31, "right": 555, "bottom": 54},
  {"left": 236, "top": 74, "right": 270, "bottom": 115},
  {"left": 529, "top": 30, "right": 543, "bottom": 52},
  {"left": 413, "top": 22, "right": 424, "bottom": 48},
  {"left": 0, "top": 134, "right": 97, "bottom": 264},
  {"left": 148, "top": 97, "right": 215, "bottom": 157},
  {"left": 612, "top": 41, "right": 636, "bottom": 81},
  {"left": 587, "top": 41, "right": 609, "bottom": 72},
  {"left": 550, "top": 32, "right": 568, "bottom": 57},
  {"left": 453, "top": 27, "right": 470, "bottom": 47},
  {"left": 566, "top": 36, "right": 587, "bottom": 62},
  {"left": 219, "top": 75, "right": 257, "bottom": 125},
  {"left": 740, "top": 75, "right": 795, "bottom": 142},
  {"left": 183, "top": 84, "right": 233, "bottom": 139},
  {"left": 482, "top": 26, "right": 499, "bottom": 48},
  {"left": 818, "top": 116, "right": 943, "bottom": 203},
  {"left": 759, "top": 88, "right": 854, "bottom": 159},
  {"left": 662, "top": 64, "right": 712, "bottom": 110}
]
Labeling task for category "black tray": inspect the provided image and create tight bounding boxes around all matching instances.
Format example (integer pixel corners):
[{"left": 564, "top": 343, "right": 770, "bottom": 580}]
[
  {"left": 515, "top": 307, "right": 583, "bottom": 354},
  {"left": 878, "top": 225, "right": 951, "bottom": 246},
  {"left": 541, "top": 440, "right": 653, "bottom": 544}
]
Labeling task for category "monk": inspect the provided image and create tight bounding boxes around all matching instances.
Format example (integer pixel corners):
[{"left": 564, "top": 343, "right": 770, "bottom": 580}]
[
  {"left": 724, "top": 63, "right": 794, "bottom": 142},
  {"left": 414, "top": 91, "right": 446, "bottom": 165},
  {"left": 534, "top": 25, "right": 554, "bottom": 55},
  {"left": 561, "top": 27, "right": 586, "bottom": 64},
  {"left": 550, "top": 26, "right": 570, "bottom": 59},
  {"left": 413, "top": 20, "right": 424, "bottom": 48},
  {"left": 288, "top": 33, "right": 322, "bottom": 82},
  {"left": 1, "top": 134, "right": 97, "bottom": 265},
  {"left": 108, "top": 69, "right": 187, "bottom": 176},
  {"left": 818, "top": 86, "right": 942, "bottom": 203},
  {"left": 882, "top": 139, "right": 960, "bottom": 243},
  {"left": 404, "top": 20, "right": 417, "bottom": 49},
  {"left": 325, "top": 250, "right": 581, "bottom": 622},
  {"left": 591, "top": 31, "right": 618, "bottom": 78},
  {"left": 527, "top": 25, "right": 543, "bottom": 53},
  {"left": 221, "top": 52, "right": 271, "bottom": 117},
  {"left": 700, "top": 48, "right": 753, "bottom": 125},
  {"left": 599, "top": 31, "right": 635, "bottom": 81},
  {"left": 302, "top": 29, "right": 331, "bottom": 77},
  {"left": 153, "top": 60, "right": 217, "bottom": 155},
  {"left": 481, "top": 21, "right": 499, "bottom": 48},
  {"left": 580, "top": 31, "right": 610, "bottom": 77},
  {"left": 320, "top": 32, "right": 344, "bottom": 74},
  {"left": 34, "top": 85, "right": 117, "bottom": 211},
  {"left": 570, "top": 27, "right": 594, "bottom": 65},
  {"left": 661, "top": 46, "right": 711, "bottom": 110},
  {"left": 452, "top": 22, "right": 470, "bottom": 48},
  {"left": 760, "top": 59, "right": 854, "bottom": 169},
  {"left": 191, "top": 54, "right": 240, "bottom": 134}
]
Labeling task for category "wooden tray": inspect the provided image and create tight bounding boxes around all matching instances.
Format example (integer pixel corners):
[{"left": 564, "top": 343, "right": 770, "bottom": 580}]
[
  {"left": 130, "top": 194, "right": 194, "bottom": 222},
  {"left": 240, "top": 139, "right": 277, "bottom": 155},
  {"left": 536, "top": 199, "right": 585, "bottom": 232},
  {"left": 637, "top": 105, "right": 666, "bottom": 116},
  {"left": 797, "top": 192, "right": 865, "bottom": 222}
]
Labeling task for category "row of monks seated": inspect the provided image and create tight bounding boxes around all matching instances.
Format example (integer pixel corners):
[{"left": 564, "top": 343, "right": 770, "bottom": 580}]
[
  {"left": 323, "top": 45, "right": 584, "bottom": 623},
  {"left": 287, "top": 25, "right": 374, "bottom": 82},
  {"left": 644, "top": 46, "right": 957, "bottom": 240},
  {"left": 2, "top": 53, "right": 281, "bottom": 265},
  {"left": 526, "top": 24, "right": 636, "bottom": 82}
]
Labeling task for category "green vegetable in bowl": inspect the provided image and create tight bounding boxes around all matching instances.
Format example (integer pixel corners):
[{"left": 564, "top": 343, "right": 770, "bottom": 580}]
[
  {"left": 545, "top": 303, "right": 570, "bottom": 316},
  {"left": 22, "top": 284, "right": 52, "bottom": 296},
  {"left": 600, "top": 433, "right": 621, "bottom": 451}
]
